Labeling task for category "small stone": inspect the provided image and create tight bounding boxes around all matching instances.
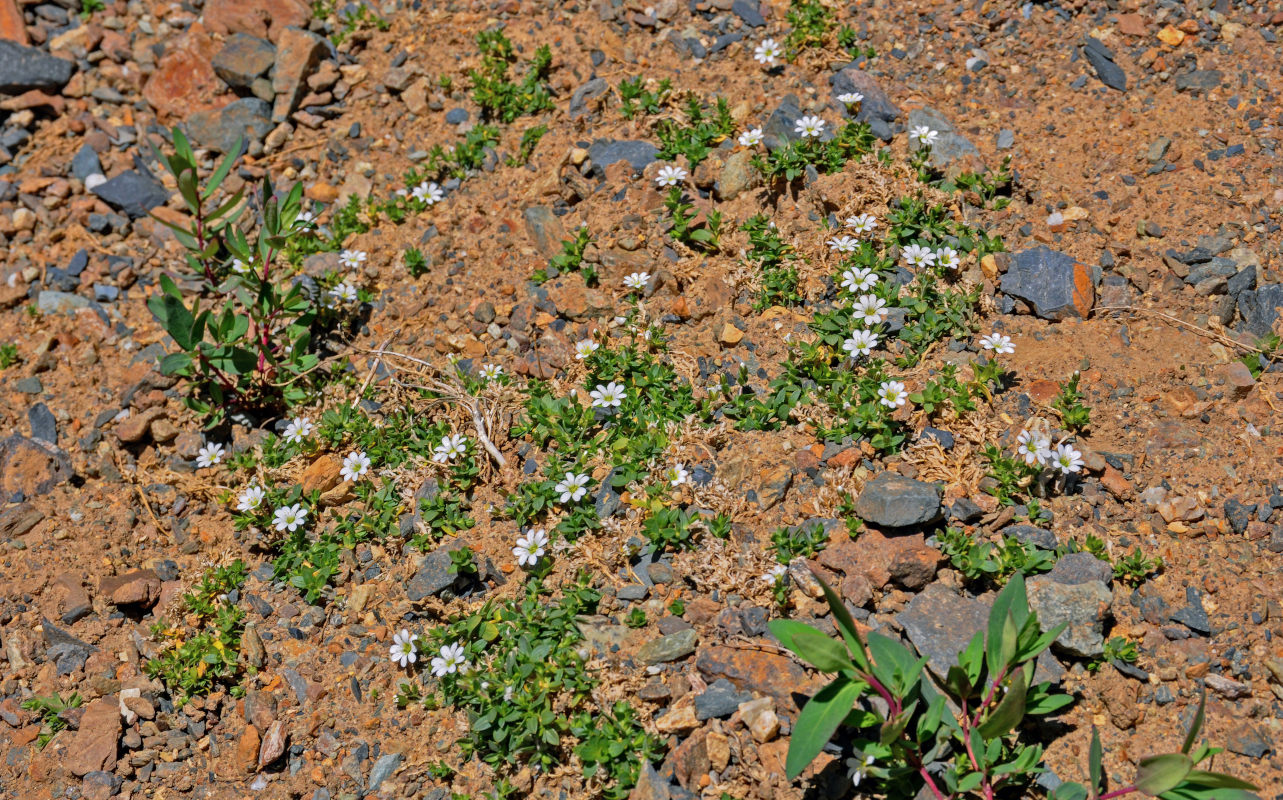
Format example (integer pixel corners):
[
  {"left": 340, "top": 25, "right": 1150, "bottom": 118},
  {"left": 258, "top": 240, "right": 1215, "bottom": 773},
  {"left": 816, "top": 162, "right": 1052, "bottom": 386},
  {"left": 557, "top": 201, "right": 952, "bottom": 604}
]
[
  {"left": 587, "top": 139, "right": 658, "bottom": 176},
  {"left": 906, "top": 107, "right": 981, "bottom": 169},
  {"left": 694, "top": 678, "right": 752, "bottom": 720},
  {"left": 738, "top": 696, "right": 779, "bottom": 742},
  {"left": 1027, "top": 577, "right": 1113, "bottom": 658},
  {"left": 257, "top": 719, "right": 288, "bottom": 768},
  {"left": 1203, "top": 673, "right": 1250, "bottom": 699},
  {"left": 271, "top": 27, "right": 327, "bottom": 122},
  {"left": 1083, "top": 38, "right": 1127, "bottom": 91},
  {"left": 92, "top": 171, "right": 167, "bottom": 219},
  {"left": 854, "top": 471, "right": 942, "bottom": 528},
  {"left": 1002, "top": 246, "right": 1095, "bottom": 321},
  {"left": 1170, "top": 586, "right": 1211, "bottom": 635},
  {"left": 1226, "top": 724, "right": 1270, "bottom": 758},
  {"left": 0, "top": 40, "right": 74, "bottom": 92},
  {"left": 367, "top": 753, "right": 404, "bottom": 793},
  {"left": 1002, "top": 524, "right": 1058, "bottom": 550},
  {"left": 829, "top": 65, "right": 899, "bottom": 141},
  {"left": 211, "top": 33, "right": 275, "bottom": 89},
  {"left": 1, "top": 434, "right": 73, "bottom": 499},
  {"left": 186, "top": 97, "right": 272, "bottom": 153},
  {"left": 717, "top": 323, "right": 744, "bottom": 346},
  {"left": 638, "top": 629, "right": 697, "bottom": 664},
  {"left": 65, "top": 697, "right": 120, "bottom": 776}
]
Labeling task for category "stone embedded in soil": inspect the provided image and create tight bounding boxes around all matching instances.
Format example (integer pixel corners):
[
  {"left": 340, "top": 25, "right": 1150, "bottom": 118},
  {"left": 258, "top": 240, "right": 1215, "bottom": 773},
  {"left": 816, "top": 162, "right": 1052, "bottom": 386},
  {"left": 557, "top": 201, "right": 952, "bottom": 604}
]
[
  {"left": 523, "top": 206, "right": 567, "bottom": 257},
  {"left": 0, "top": 502, "right": 44, "bottom": 538},
  {"left": 92, "top": 170, "right": 168, "bottom": 219},
  {"left": 638, "top": 629, "right": 697, "bottom": 664},
  {"left": 696, "top": 645, "right": 820, "bottom": 712},
  {"left": 906, "top": 107, "right": 980, "bottom": 169},
  {"left": 28, "top": 402, "right": 56, "bottom": 444},
  {"left": 763, "top": 94, "right": 833, "bottom": 151},
  {"left": 1027, "top": 576, "right": 1112, "bottom": 658},
  {"left": 1, "top": 434, "right": 74, "bottom": 499},
  {"left": 100, "top": 568, "right": 162, "bottom": 608},
  {"left": 1170, "top": 586, "right": 1211, "bottom": 635},
  {"left": 829, "top": 65, "right": 899, "bottom": 141},
  {"left": 569, "top": 77, "right": 608, "bottom": 119},
  {"left": 1047, "top": 552, "right": 1113, "bottom": 585},
  {"left": 1002, "top": 523, "right": 1058, "bottom": 551},
  {"left": 631, "top": 762, "right": 674, "bottom": 800},
  {"left": 694, "top": 678, "right": 752, "bottom": 720},
  {"left": 204, "top": 0, "right": 310, "bottom": 44},
  {"left": 212, "top": 32, "right": 276, "bottom": 89},
  {"left": 1174, "top": 69, "right": 1223, "bottom": 92},
  {"left": 65, "top": 697, "right": 120, "bottom": 776},
  {"left": 730, "top": 0, "right": 765, "bottom": 27},
  {"left": 588, "top": 139, "right": 658, "bottom": 176},
  {"left": 1001, "top": 246, "right": 1095, "bottom": 321},
  {"left": 42, "top": 617, "right": 97, "bottom": 674},
  {"left": 1083, "top": 38, "right": 1126, "bottom": 91},
  {"left": 71, "top": 144, "right": 102, "bottom": 182},
  {"left": 1203, "top": 673, "right": 1251, "bottom": 699},
  {"left": 406, "top": 540, "right": 471, "bottom": 601},
  {"left": 0, "top": 40, "right": 74, "bottom": 92},
  {"left": 714, "top": 149, "right": 758, "bottom": 200},
  {"left": 1227, "top": 724, "right": 1271, "bottom": 758},
  {"left": 80, "top": 771, "right": 123, "bottom": 800},
  {"left": 368, "top": 752, "right": 404, "bottom": 793},
  {"left": 258, "top": 719, "right": 288, "bottom": 768},
  {"left": 272, "top": 27, "right": 328, "bottom": 123},
  {"left": 853, "top": 471, "right": 942, "bottom": 529},
  {"left": 186, "top": 97, "right": 273, "bottom": 154},
  {"left": 1235, "top": 284, "right": 1283, "bottom": 338}
]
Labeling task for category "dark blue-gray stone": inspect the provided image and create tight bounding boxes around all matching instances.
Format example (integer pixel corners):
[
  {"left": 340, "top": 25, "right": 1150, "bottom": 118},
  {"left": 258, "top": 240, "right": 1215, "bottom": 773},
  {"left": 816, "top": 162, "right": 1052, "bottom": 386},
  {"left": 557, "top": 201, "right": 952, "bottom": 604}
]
[
  {"left": 1228, "top": 266, "right": 1256, "bottom": 297},
  {"left": 367, "top": 753, "right": 404, "bottom": 793},
  {"left": 588, "top": 139, "right": 658, "bottom": 176},
  {"left": 93, "top": 284, "right": 119, "bottom": 303},
  {"left": 42, "top": 617, "right": 96, "bottom": 675},
  {"left": 92, "top": 171, "right": 168, "bottom": 219},
  {"left": 829, "top": 65, "right": 900, "bottom": 141},
  {"left": 211, "top": 33, "right": 275, "bottom": 89},
  {"left": 1048, "top": 552, "right": 1113, "bottom": 585},
  {"left": 71, "top": 144, "right": 102, "bottom": 181},
  {"left": 996, "top": 129, "right": 1014, "bottom": 150},
  {"left": 763, "top": 94, "right": 835, "bottom": 151},
  {"left": 1170, "top": 586, "right": 1211, "bottom": 635},
  {"left": 906, "top": 107, "right": 980, "bottom": 168},
  {"left": 28, "top": 403, "right": 56, "bottom": 445},
  {"left": 1175, "top": 70, "right": 1222, "bottom": 92},
  {"left": 1002, "top": 523, "right": 1057, "bottom": 551},
  {"left": 569, "top": 79, "right": 607, "bottom": 119},
  {"left": 1236, "top": 284, "right": 1283, "bottom": 338},
  {"left": 406, "top": 546, "right": 460, "bottom": 601},
  {"left": 0, "top": 41, "right": 74, "bottom": 92},
  {"left": 853, "top": 471, "right": 942, "bottom": 528},
  {"left": 1001, "top": 246, "right": 1089, "bottom": 321},
  {"left": 1083, "top": 38, "right": 1126, "bottom": 91},
  {"left": 185, "top": 97, "right": 272, "bottom": 154},
  {"left": 445, "top": 107, "right": 469, "bottom": 124},
  {"left": 730, "top": 0, "right": 765, "bottom": 27},
  {"left": 695, "top": 678, "right": 752, "bottom": 720}
]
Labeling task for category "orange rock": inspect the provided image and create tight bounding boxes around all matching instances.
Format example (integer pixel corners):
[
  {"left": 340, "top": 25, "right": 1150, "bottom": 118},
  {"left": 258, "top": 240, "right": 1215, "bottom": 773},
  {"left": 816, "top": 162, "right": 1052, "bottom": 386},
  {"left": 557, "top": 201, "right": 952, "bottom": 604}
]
[
  {"left": 1157, "top": 25, "right": 1186, "bottom": 46},
  {"left": 1100, "top": 465, "right": 1132, "bottom": 500},
  {"left": 0, "top": 0, "right": 27, "bottom": 45},
  {"left": 1116, "top": 12, "right": 1146, "bottom": 36},
  {"left": 1177, "top": 18, "right": 1200, "bottom": 33},
  {"left": 300, "top": 454, "right": 343, "bottom": 495},
  {"left": 1071, "top": 260, "right": 1095, "bottom": 318},
  {"left": 1026, "top": 378, "right": 1061, "bottom": 405},
  {"left": 204, "top": 0, "right": 310, "bottom": 43},
  {"left": 306, "top": 182, "right": 339, "bottom": 203},
  {"left": 142, "top": 23, "right": 226, "bottom": 121},
  {"left": 236, "top": 724, "right": 261, "bottom": 774}
]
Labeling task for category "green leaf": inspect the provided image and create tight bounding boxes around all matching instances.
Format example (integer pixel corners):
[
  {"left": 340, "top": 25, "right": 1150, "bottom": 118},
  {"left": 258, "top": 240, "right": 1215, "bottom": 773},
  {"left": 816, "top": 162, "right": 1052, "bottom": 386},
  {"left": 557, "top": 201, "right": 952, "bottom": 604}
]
[
  {"left": 865, "top": 631, "right": 917, "bottom": 694},
  {"left": 785, "top": 677, "right": 861, "bottom": 780},
  {"left": 203, "top": 138, "right": 243, "bottom": 199},
  {"left": 1181, "top": 770, "right": 1258, "bottom": 790},
  {"left": 977, "top": 668, "right": 1027, "bottom": 739},
  {"left": 158, "top": 352, "right": 193, "bottom": 375},
  {"left": 1089, "top": 726, "right": 1103, "bottom": 793},
  {"left": 814, "top": 572, "right": 870, "bottom": 671},
  {"left": 1135, "top": 753, "right": 1193, "bottom": 795},
  {"left": 956, "top": 772, "right": 984, "bottom": 792},
  {"left": 768, "top": 620, "right": 853, "bottom": 673},
  {"left": 147, "top": 292, "right": 198, "bottom": 350},
  {"left": 1181, "top": 691, "right": 1205, "bottom": 755},
  {"left": 1050, "top": 784, "right": 1089, "bottom": 800}
]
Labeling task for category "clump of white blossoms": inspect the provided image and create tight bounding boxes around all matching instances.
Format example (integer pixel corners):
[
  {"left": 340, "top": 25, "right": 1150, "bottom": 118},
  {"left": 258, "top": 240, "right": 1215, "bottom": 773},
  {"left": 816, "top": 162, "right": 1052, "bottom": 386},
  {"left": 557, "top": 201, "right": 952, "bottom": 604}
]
[
  {"left": 236, "top": 484, "right": 265, "bottom": 512},
  {"left": 1016, "top": 430, "right": 1053, "bottom": 466},
  {"left": 911, "top": 125, "right": 939, "bottom": 146},
  {"left": 761, "top": 564, "right": 788, "bottom": 585},
  {"left": 980, "top": 333, "right": 1015, "bottom": 355},
  {"left": 554, "top": 472, "right": 590, "bottom": 503},
  {"left": 666, "top": 463, "right": 690, "bottom": 487},
  {"left": 339, "top": 249, "right": 367, "bottom": 269},
  {"left": 841, "top": 267, "right": 878, "bottom": 293},
  {"left": 794, "top": 115, "right": 826, "bottom": 138},
  {"left": 273, "top": 503, "right": 308, "bottom": 532},
  {"left": 294, "top": 209, "right": 316, "bottom": 229},
  {"left": 590, "top": 381, "right": 627, "bottom": 409},
  {"left": 754, "top": 38, "right": 782, "bottom": 65},
  {"left": 389, "top": 630, "right": 418, "bottom": 668},
  {"left": 340, "top": 451, "right": 371, "bottom": 483},
  {"left": 283, "top": 416, "right": 313, "bottom": 444},
  {"left": 655, "top": 165, "right": 687, "bottom": 187},
  {"left": 853, "top": 294, "right": 888, "bottom": 326},
  {"left": 513, "top": 528, "right": 548, "bottom": 567},
  {"left": 412, "top": 181, "right": 444, "bottom": 205},
  {"left": 231, "top": 257, "right": 251, "bottom": 275},
  {"left": 329, "top": 281, "right": 358, "bottom": 303},
  {"left": 837, "top": 91, "right": 864, "bottom": 110},
  {"left": 479, "top": 363, "right": 503, "bottom": 381},
  {"left": 196, "top": 442, "right": 225, "bottom": 468},
  {"left": 432, "top": 433, "right": 468, "bottom": 463},
  {"left": 623, "top": 271, "right": 650, "bottom": 291},
  {"left": 431, "top": 642, "right": 468, "bottom": 677},
  {"left": 828, "top": 235, "right": 859, "bottom": 253},
  {"left": 935, "top": 246, "right": 960, "bottom": 270},
  {"left": 877, "top": 380, "right": 909, "bottom": 409},
  {"left": 901, "top": 243, "right": 936, "bottom": 269},
  {"left": 574, "top": 339, "right": 599, "bottom": 360},
  {"left": 738, "top": 128, "right": 764, "bottom": 147},
  {"left": 1054, "top": 443, "right": 1085, "bottom": 475},
  {"left": 845, "top": 213, "right": 877, "bottom": 235},
  {"left": 842, "top": 329, "right": 879, "bottom": 359}
]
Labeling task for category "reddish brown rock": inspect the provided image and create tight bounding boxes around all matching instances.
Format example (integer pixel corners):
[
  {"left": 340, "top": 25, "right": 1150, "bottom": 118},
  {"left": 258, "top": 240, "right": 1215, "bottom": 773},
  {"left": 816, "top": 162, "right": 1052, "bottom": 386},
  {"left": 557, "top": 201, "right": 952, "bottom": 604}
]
[
  {"left": 819, "top": 530, "right": 930, "bottom": 589},
  {"left": 0, "top": 0, "right": 26, "bottom": 45},
  {"left": 65, "top": 698, "right": 120, "bottom": 776},
  {"left": 100, "top": 569, "right": 162, "bottom": 608},
  {"left": 695, "top": 646, "right": 821, "bottom": 713},
  {"left": 1100, "top": 465, "right": 1132, "bottom": 500},
  {"left": 300, "top": 454, "right": 343, "bottom": 495},
  {"left": 236, "top": 724, "right": 260, "bottom": 773},
  {"left": 0, "top": 435, "right": 73, "bottom": 498},
  {"left": 204, "top": 0, "right": 310, "bottom": 43},
  {"left": 271, "top": 27, "right": 327, "bottom": 122},
  {"left": 257, "top": 719, "right": 288, "bottom": 769},
  {"left": 888, "top": 542, "right": 942, "bottom": 590},
  {"left": 142, "top": 24, "right": 225, "bottom": 120}
]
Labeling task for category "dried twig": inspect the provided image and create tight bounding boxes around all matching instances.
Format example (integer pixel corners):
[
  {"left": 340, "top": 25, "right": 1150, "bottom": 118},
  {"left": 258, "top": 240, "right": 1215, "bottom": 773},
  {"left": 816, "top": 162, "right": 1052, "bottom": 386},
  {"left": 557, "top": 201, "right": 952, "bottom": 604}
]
[{"left": 1095, "top": 305, "right": 1263, "bottom": 354}]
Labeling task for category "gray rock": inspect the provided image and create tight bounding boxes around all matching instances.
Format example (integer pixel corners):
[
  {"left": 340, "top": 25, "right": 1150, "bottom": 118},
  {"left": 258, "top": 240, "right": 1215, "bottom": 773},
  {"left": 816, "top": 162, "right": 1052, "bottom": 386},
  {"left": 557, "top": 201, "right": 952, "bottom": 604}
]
[
  {"left": 854, "top": 471, "right": 942, "bottom": 528},
  {"left": 595, "top": 468, "right": 624, "bottom": 518},
  {"left": 731, "top": 0, "right": 765, "bottom": 27},
  {"left": 1047, "top": 552, "right": 1113, "bottom": 585},
  {"left": 618, "top": 584, "right": 648, "bottom": 601},
  {"left": 1027, "top": 577, "right": 1112, "bottom": 658},
  {"left": 405, "top": 543, "right": 466, "bottom": 601},
  {"left": 1083, "top": 38, "right": 1126, "bottom": 91},
  {"left": 37, "top": 290, "right": 89, "bottom": 314},
  {"left": 28, "top": 403, "right": 56, "bottom": 445},
  {"left": 522, "top": 205, "right": 566, "bottom": 257},
  {"left": 1001, "top": 246, "right": 1091, "bottom": 321},
  {"left": 695, "top": 678, "right": 752, "bottom": 720},
  {"left": 631, "top": 762, "right": 673, "bottom": 800},
  {"left": 186, "top": 98, "right": 272, "bottom": 154},
  {"left": 92, "top": 171, "right": 167, "bottom": 219},
  {"left": 569, "top": 78, "right": 608, "bottom": 119},
  {"left": 71, "top": 145, "right": 102, "bottom": 182},
  {"left": 638, "top": 629, "right": 697, "bottom": 664},
  {"left": 1002, "top": 524, "right": 1057, "bottom": 551},
  {"left": 42, "top": 618, "right": 97, "bottom": 675},
  {"left": 444, "top": 107, "right": 468, "bottom": 124},
  {"left": 763, "top": 94, "right": 832, "bottom": 151},
  {"left": 829, "top": 66, "right": 900, "bottom": 141},
  {"left": 1184, "top": 258, "right": 1237, "bottom": 286},
  {"left": 906, "top": 107, "right": 980, "bottom": 169},
  {"left": 588, "top": 139, "right": 658, "bottom": 176},
  {"left": 1174, "top": 70, "right": 1222, "bottom": 92},
  {"left": 1228, "top": 265, "right": 1256, "bottom": 297},
  {"left": 1170, "top": 586, "right": 1211, "bottom": 635},
  {"left": 0, "top": 40, "right": 74, "bottom": 92},
  {"left": 1226, "top": 724, "right": 1270, "bottom": 759},
  {"left": 1, "top": 435, "right": 74, "bottom": 498},
  {"left": 15, "top": 376, "right": 42, "bottom": 394},
  {"left": 211, "top": 33, "right": 276, "bottom": 89},
  {"left": 367, "top": 753, "right": 404, "bottom": 793},
  {"left": 996, "top": 129, "right": 1014, "bottom": 150},
  {"left": 81, "top": 770, "right": 123, "bottom": 800},
  {"left": 715, "top": 149, "right": 758, "bottom": 200},
  {"left": 1236, "top": 284, "right": 1283, "bottom": 338}
]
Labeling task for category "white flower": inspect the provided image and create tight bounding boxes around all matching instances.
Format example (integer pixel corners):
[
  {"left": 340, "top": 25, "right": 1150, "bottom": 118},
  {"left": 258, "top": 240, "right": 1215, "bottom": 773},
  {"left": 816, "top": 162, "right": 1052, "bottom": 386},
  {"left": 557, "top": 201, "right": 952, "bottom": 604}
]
[
  {"left": 853, "top": 294, "right": 888, "bottom": 326},
  {"left": 840, "top": 267, "right": 878, "bottom": 293},
  {"left": 513, "top": 528, "right": 549, "bottom": 567},
  {"left": 389, "top": 630, "right": 418, "bottom": 668},
  {"left": 623, "top": 272, "right": 650, "bottom": 291},
  {"left": 230, "top": 257, "right": 251, "bottom": 275},
  {"left": 294, "top": 209, "right": 316, "bottom": 228},
  {"left": 432, "top": 433, "right": 468, "bottom": 463},
  {"left": 655, "top": 165, "right": 687, "bottom": 187},
  {"left": 330, "top": 281, "right": 358, "bottom": 302},
  {"left": 1054, "top": 443, "right": 1085, "bottom": 475},
  {"left": 794, "top": 115, "right": 826, "bottom": 138},
  {"left": 847, "top": 754, "right": 875, "bottom": 788},
  {"left": 554, "top": 472, "right": 590, "bottom": 503},
  {"left": 574, "top": 339, "right": 599, "bottom": 360},
  {"left": 340, "top": 451, "right": 371, "bottom": 483},
  {"left": 842, "top": 329, "right": 879, "bottom": 359},
  {"left": 936, "top": 246, "right": 961, "bottom": 270},
  {"left": 339, "top": 249, "right": 367, "bottom": 270},
  {"left": 844, "top": 213, "right": 878, "bottom": 235},
  {"left": 837, "top": 91, "right": 864, "bottom": 106},
  {"left": 1016, "top": 430, "right": 1052, "bottom": 466},
  {"left": 196, "top": 442, "right": 225, "bottom": 468},
  {"left": 430, "top": 642, "right": 467, "bottom": 677},
  {"left": 979, "top": 333, "right": 1015, "bottom": 355},
  {"left": 236, "top": 484, "right": 265, "bottom": 512},
  {"left": 412, "top": 181, "right": 444, "bottom": 205},
  {"left": 283, "top": 416, "right": 313, "bottom": 444},
  {"left": 902, "top": 243, "right": 936, "bottom": 269},
  {"left": 828, "top": 235, "right": 859, "bottom": 253},
  {"left": 761, "top": 564, "right": 788, "bottom": 584},
  {"left": 479, "top": 363, "right": 503, "bottom": 381},
  {"left": 273, "top": 503, "right": 308, "bottom": 532},
  {"left": 737, "top": 128, "right": 764, "bottom": 147},
  {"left": 754, "top": 38, "right": 782, "bottom": 65},
  {"left": 911, "top": 125, "right": 939, "bottom": 146},
  {"left": 877, "top": 380, "right": 908, "bottom": 409},
  {"left": 590, "top": 381, "right": 627, "bottom": 409},
  {"left": 666, "top": 463, "right": 690, "bottom": 487}
]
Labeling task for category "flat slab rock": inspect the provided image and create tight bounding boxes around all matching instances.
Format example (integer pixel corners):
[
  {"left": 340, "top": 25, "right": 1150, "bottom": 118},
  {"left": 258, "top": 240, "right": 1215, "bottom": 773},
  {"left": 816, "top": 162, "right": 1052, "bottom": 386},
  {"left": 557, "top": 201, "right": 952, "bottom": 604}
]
[
  {"left": 853, "top": 471, "right": 942, "bottom": 528},
  {"left": 1001, "top": 245, "right": 1095, "bottom": 321}
]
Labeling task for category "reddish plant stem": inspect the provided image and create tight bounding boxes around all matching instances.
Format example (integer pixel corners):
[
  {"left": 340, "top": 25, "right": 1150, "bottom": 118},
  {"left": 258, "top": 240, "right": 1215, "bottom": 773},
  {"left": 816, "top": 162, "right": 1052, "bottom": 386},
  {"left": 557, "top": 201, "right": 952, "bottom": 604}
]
[
  {"left": 969, "top": 666, "right": 1009, "bottom": 729},
  {"left": 1099, "top": 786, "right": 1138, "bottom": 800}
]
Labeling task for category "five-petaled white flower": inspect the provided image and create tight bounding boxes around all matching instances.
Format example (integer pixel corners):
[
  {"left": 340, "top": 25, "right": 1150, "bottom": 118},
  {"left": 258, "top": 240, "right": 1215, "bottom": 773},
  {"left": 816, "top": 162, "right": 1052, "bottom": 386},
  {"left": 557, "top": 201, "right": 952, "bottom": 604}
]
[
  {"left": 479, "top": 363, "right": 503, "bottom": 381},
  {"left": 794, "top": 115, "right": 826, "bottom": 138},
  {"left": 513, "top": 528, "right": 549, "bottom": 567},
  {"left": 847, "top": 754, "right": 875, "bottom": 788},
  {"left": 330, "top": 281, "right": 358, "bottom": 303},
  {"left": 853, "top": 294, "right": 888, "bottom": 326},
  {"left": 432, "top": 434, "right": 468, "bottom": 463},
  {"left": 1016, "top": 430, "right": 1052, "bottom": 466},
  {"left": 230, "top": 257, "right": 251, "bottom": 275},
  {"left": 666, "top": 463, "right": 690, "bottom": 487},
  {"left": 196, "top": 442, "right": 225, "bottom": 468},
  {"left": 236, "top": 484, "right": 265, "bottom": 512},
  {"left": 554, "top": 472, "right": 590, "bottom": 503},
  {"left": 590, "top": 381, "right": 627, "bottom": 409},
  {"left": 431, "top": 642, "right": 467, "bottom": 677},
  {"left": 878, "top": 380, "right": 908, "bottom": 409},
  {"left": 845, "top": 213, "right": 878, "bottom": 235},
  {"left": 761, "top": 564, "right": 788, "bottom": 585},
  {"left": 841, "top": 267, "right": 878, "bottom": 293},
  {"left": 901, "top": 243, "right": 937, "bottom": 269},
  {"left": 837, "top": 91, "right": 864, "bottom": 106},
  {"left": 828, "top": 235, "right": 859, "bottom": 253},
  {"left": 980, "top": 333, "right": 1015, "bottom": 355},
  {"left": 295, "top": 209, "right": 316, "bottom": 228},
  {"left": 389, "top": 629, "right": 418, "bottom": 668},
  {"left": 623, "top": 272, "right": 650, "bottom": 291},
  {"left": 273, "top": 503, "right": 308, "bottom": 532},
  {"left": 283, "top": 416, "right": 313, "bottom": 444},
  {"left": 340, "top": 451, "right": 371, "bottom": 483},
  {"left": 574, "top": 339, "right": 599, "bottom": 360},
  {"left": 842, "top": 329, "right": 880, "bottom": 359},
  {"left": 339, "top": 249, "right": 367, "bottom": 269},
  {"left": 737, "top": 128, "right": 764, "bottom": 147},
  {"left": 1054, "top": 443, "right": 1085, "bottom": 475},
  {"left": 911, "top": 125, "right": 939, "bottom": 146},
  {"left": 655, "top": 165, "right": 687, "bottom": 187},
  {"left": 936, "top": 246, "right": 961, "bottom": 270},
  {"left": 754, "top": 38, "right": 782, "bottom": 65},
  {"left": 412, "top": 181, "right": 444, "bottom": 205}
]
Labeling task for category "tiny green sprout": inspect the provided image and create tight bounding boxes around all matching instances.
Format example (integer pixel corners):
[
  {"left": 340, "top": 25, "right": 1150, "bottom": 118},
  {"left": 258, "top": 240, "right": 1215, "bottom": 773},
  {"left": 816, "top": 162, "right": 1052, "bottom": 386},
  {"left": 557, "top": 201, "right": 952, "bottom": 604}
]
[
  {"left": 0, "top": 342, "right": 18, "bottom": 369},
  {"left": 21, "top": 692, "right": 83, "bottom": 749},
  {"left": 668, "top": 599, "right": 686, "bottom": 616},
  {"left": 771, "top": 522, "right": 829, "bottom": 563},
  {"left": 404, "top": 246, "right": 429, "bottom": 278},
  {"left": 624, "top": 607, "right": 648, "bottom": 629},
  {"left": 663, "top": 187, "right": 722, "bottom": 252},
  {"left": 447, "top": 547, "right": 480, "bottom": 578},
  {"left": 1112, "top": 547, "right": 1162, "bottom": 587},
  {"left": 1053, "top": 371, "right": 1092, "bottom": 432},
  {"left": 1089, "top": 636, "right": 1140, "bottom": 672}
]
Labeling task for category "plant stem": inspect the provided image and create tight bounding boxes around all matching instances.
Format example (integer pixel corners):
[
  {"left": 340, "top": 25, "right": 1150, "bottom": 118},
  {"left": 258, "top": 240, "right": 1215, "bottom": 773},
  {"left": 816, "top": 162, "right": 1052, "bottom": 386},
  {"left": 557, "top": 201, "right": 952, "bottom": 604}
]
[{"left": 1099, "top": 787, "right": 1138, "bottom": 800}]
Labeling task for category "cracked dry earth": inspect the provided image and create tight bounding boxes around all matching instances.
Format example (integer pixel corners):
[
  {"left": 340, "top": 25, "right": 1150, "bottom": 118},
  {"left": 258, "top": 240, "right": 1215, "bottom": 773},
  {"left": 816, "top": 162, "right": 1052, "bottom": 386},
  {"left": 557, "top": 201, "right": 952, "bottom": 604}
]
[{"left": 1, "top": 0, "right": 1283, "bottom": 800}]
